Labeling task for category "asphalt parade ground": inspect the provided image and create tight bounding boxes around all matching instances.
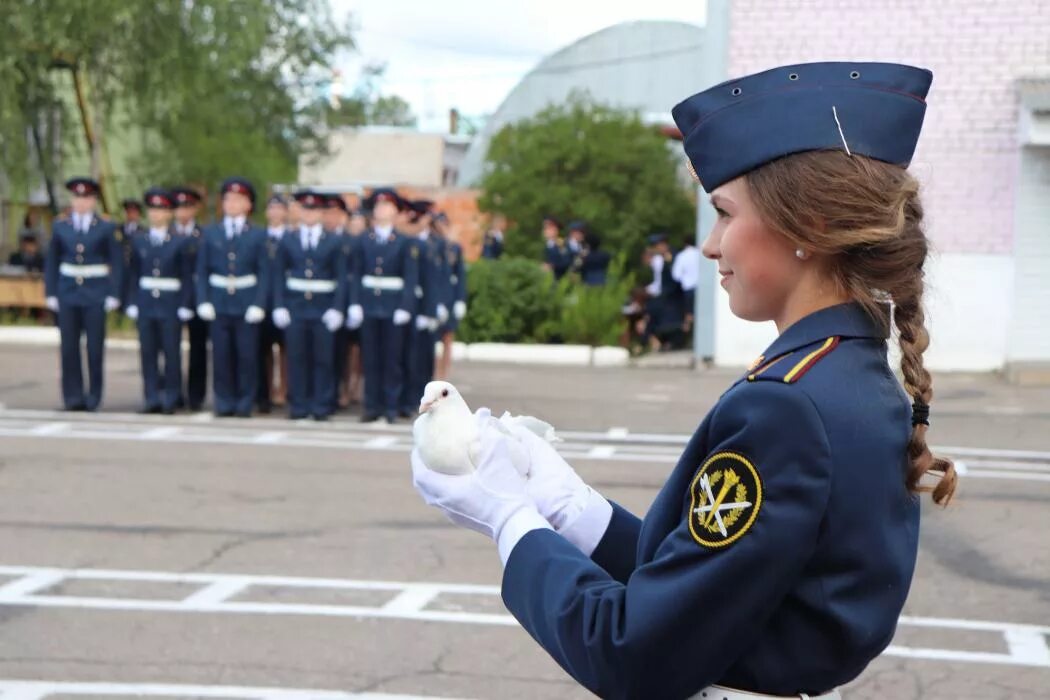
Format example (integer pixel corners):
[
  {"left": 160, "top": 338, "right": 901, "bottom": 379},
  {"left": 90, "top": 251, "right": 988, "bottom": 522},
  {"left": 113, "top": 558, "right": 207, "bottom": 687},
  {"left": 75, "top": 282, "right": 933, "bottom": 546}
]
[{"left": 0, "top": 344, "right": 1048, "bottom": 699}]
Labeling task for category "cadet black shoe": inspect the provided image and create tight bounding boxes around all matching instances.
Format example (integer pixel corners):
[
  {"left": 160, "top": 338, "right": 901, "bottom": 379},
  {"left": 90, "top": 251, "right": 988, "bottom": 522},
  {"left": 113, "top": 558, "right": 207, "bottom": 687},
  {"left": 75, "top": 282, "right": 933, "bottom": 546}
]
[
  {"left": 359, "top": 413, "right": 380, "bottom": 423},
  {"left": 139, "top": 406, "right": 161, "bottom": 415}
]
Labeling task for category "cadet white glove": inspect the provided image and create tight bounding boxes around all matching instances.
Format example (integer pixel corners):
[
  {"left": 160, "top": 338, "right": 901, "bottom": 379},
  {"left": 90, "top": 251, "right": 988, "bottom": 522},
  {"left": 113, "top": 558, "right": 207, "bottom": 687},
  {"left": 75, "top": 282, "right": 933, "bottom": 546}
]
[
  {"left": 104, "top": 296, "right": 121, "bottom": 312},
  {"left": 46, "top": 297, "right": 60, "bottom": 312},
  {"left": 196, "top": 302, "right": 216, "bottom": 321},
  {"left": 125, "top": 305, "right": 139, "bottom": 321},
  {"left": 436, "top": 304, "right": 449, "bottom": 324},
  {"left": 412, "top": 428, "right": 549, "bottom": 546},
  {"left": 244, "top": 305, "right": 265, "bottom": 324},
  {"left": 346, "top": 304, "right": 364, "bottom": 330},
  {"left": 177, "top": 307, "right": 194, "bottom": 322},
  {"left": 501, "top": 415, "right": 612, "bottom": 556},
  {"left": 273, "top": 307, "right": 291, "bottom": 329},
  {"left": 322, "top": 308, "right": 344, "bottom": 333},
  {"left": 453, "top": 301, "right": 467, "bottom": 320},
  {"left": 415, "top": 315, "right": 433, "bottom": 331},
  {"left": 429, "top": 317, "right": 440, "bottom": 332},
  {"left": 393, "top": 309, "right": 411, "bottom": 326}
]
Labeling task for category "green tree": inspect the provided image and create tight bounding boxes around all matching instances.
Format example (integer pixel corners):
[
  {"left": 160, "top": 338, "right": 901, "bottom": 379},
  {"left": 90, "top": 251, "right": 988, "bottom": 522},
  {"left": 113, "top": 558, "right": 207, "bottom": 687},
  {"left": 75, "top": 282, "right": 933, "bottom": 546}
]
[
  {"left": 478, "top": 93, "right": 696, "bottom": 268},
  {"left": 325, "top": 63, "right": 417, "bottom": 129},
  {"left": 0, "top": 0, "right": 352, "bottom": 212}
]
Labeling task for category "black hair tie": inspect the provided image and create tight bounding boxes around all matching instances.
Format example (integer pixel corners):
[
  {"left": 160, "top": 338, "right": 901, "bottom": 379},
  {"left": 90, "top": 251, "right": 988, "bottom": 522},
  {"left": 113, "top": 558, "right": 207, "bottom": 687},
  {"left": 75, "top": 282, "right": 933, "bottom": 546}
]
[{"left": 911, "top": 401, "right": 930, "bottom": 427}]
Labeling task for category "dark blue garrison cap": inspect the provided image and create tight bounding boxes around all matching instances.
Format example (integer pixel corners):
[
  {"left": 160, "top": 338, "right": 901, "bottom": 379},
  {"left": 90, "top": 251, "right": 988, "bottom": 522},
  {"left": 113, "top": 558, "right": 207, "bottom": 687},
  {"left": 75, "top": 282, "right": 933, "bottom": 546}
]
[{"left": 672, "top": 62, "right": 933, "bottom": 193}]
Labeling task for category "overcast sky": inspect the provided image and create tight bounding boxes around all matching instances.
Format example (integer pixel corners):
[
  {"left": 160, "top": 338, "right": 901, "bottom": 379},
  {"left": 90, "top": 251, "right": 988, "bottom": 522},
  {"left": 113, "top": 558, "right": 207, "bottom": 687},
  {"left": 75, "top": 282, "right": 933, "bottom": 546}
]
[{"left": 329, "top": 0, "right": 707, "bottom": 131}]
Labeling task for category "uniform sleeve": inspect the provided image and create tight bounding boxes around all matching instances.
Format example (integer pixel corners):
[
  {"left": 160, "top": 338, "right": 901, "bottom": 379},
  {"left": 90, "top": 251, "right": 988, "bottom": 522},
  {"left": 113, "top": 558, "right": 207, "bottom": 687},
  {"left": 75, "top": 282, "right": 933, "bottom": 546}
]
[
  {"left": 178, "top": 238, "right": 193, "bottom": 310},
  {"left": 44, "top": 227, "right": 60, "bottom": 297},
  {"left": 399, "top": 241, "right": 419, "bottom": 312},
  {"left": 196, "top": 229, "right": 209, "bottom": 306},
  {"left": 500, "top": 382, "right": 833, "bottom": 700},
  {"left": 588, "top": 502, "right": 643, "bottom": 585},
  {"left": 108, "top": 224, "right": 124, "bottom": 299},
  {"left": 253, "top": 231, "right": 270, "bottom": 310}
]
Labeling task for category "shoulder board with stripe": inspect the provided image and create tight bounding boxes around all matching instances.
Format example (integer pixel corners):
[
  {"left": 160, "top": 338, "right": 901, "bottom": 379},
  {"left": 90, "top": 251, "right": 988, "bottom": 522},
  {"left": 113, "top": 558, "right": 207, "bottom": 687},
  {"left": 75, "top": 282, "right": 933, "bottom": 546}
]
[{"left": 747, "top": 336, "right": 840, "bottom": 384}]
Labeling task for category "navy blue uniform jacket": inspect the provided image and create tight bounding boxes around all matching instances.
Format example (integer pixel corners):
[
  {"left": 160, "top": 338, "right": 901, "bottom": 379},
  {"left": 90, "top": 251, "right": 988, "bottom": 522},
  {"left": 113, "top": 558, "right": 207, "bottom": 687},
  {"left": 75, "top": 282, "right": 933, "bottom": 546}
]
[{"left": 501, "top": 302, "right": 919, "bottom": 699}]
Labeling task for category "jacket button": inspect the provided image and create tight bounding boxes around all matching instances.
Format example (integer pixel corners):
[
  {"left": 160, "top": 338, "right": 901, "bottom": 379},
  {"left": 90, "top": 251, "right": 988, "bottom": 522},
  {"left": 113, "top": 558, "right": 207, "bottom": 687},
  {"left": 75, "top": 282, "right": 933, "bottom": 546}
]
[
  {"left": 228, "top": 264, "right": 235, "bottom": 271},
  {"left": 76, "top": 244, "right": 84, "bottom": 252},
  {"left": 152, "top": 289, "right": 161, "bottom": 298},
  {"left": 305, "top": 292, "right": 313, "bottom": 300},
  {"left": 76, "top": 277, "right": 83, "bottom": 285},
  {"left": 306, "top": 259, "right": 313, "bottom": 267},
  {"left": 153, "top": 269, "right": 160, "bottom": 276},
  {"left": 305, "top": 269, "right": 313, "bottom": 278},
  {"left": 375, "top": 268, "right": 382, "bottom": 274},
  {"left": 228, "top": 288, "right": 235, "bottom": 295},
  {"left": 377, "top": 257, "right": 383, "bottom": 264},
  {"left": 228, "top": 252, "right": 236, "bottom": 260}
]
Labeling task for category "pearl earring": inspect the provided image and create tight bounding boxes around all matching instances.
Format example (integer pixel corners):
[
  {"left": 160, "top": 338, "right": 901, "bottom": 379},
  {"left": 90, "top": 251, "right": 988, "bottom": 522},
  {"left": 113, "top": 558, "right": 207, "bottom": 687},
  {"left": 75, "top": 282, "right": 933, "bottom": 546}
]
[{"left": 795, "top": 249, "right": 807, "bottom": 260}]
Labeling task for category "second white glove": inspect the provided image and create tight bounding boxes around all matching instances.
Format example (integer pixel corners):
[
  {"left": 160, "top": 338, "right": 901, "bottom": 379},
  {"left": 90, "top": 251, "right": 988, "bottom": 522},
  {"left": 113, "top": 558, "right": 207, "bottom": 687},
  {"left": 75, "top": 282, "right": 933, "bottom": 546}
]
[
  {"left": 46, "top": 296, "right": 60, "bottom": 312},
  {"left": 436, "top": 304, "right": 449, "bottom": 324},
  {"left": 453, "top": 300, "right": 467, "bottom": 320},
  {"left": 322, "top": 308, "right": 344, "bottom": 333},
  {"left": 272, "top": 307, "right": 292, "bottom": 329},
  {"left": 346, "top": 304, "right": 364, "bottom": 330},
  {"left": 104, "top": 296, "right": 121, "bottom": 312},
  {"left": 177, "top": 307, "right": 195, "bottom": 322},
  {"left": 415, "top": 315, "right": 433, "bottom": 331},
  {"left": 244, "top": 305, "right": 265, "bottom": 324},
  {"left": 393, "top": 309, "right": 411, "bottom": 326},
  {"left": 125, "top": 305, "right": 139, "bottom": 321},
  {"left": 196, "top": 302, "right": 216, "bottom": 321}
]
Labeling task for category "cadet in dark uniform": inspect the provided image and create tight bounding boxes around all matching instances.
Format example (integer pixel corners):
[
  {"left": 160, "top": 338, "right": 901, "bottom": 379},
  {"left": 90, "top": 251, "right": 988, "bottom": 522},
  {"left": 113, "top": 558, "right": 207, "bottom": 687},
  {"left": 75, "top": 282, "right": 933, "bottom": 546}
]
[
  {"left": 399, "top": 199, "right": 442, "bottom": 416},
  {"left": 119, "top": 199, "right": 143, "bottom": 305},
  {"left": 347, "top": 187, "right": 418, "bottom": 424},
  {"left": 173, "top": 186, "right": 208, "bottom": 411},
  {"left": 44, "top": 177, "right": 124, "bottom": 411},
  {"left": 480, "top": 213, "right": 506, "bottom": 260},
  {"left": 432, "top": 212, "right": 465, "bottom": 380},
  {"left": 258, "top": 194, "right": 289, "bottom": 414},
  {"left": 195, "top": 177, "right": 270, "bottom": 417},
  {"left": 645, "top": 232, "right": 687, "bottom": 350},
  {"left": 341, "top": 207, "right": 368, "bottom": 408},
  {"left": 412, "top": 62, "right": 958, "bottom": 699},
  {"left": 125, "top": 188, "right": 194, "bottom": 414},
  {"left": 540, "top": 215, "right": 572, "bottom": 279},
  {"left": 578, "top": 230, "right": 611, "bottom": 286},
  {"left": 272, "top": 190, "right": 347, "bottom": 420}
]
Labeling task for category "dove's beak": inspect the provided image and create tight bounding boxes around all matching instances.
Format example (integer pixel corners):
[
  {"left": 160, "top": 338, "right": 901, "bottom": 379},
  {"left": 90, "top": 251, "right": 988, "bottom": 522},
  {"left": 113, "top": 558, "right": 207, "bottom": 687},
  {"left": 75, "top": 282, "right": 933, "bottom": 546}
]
[{"left": 418, "top": 400, "right": 433, "bottom": 414}]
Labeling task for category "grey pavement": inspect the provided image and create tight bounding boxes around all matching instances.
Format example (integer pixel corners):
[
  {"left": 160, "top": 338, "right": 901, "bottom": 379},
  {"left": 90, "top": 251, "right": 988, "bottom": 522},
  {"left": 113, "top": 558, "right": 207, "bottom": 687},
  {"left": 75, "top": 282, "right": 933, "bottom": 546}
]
[{"left": 0, "top": 345, "right": 1047, "bottom": 699}]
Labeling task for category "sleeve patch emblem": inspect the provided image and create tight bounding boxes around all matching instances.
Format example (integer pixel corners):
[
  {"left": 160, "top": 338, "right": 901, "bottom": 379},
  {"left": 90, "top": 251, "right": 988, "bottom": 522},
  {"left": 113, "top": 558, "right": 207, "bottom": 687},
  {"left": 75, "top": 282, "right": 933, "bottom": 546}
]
[{"left": 688, "top": 451, "right": 763, "bottom": 549}]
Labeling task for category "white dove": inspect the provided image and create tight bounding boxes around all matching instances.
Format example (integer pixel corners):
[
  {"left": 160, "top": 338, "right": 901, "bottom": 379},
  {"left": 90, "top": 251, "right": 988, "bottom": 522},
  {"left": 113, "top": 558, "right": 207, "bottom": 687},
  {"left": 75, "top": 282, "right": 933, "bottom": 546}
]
[{"left": 413, "top": 380, "right": 560, "bottom": 476}]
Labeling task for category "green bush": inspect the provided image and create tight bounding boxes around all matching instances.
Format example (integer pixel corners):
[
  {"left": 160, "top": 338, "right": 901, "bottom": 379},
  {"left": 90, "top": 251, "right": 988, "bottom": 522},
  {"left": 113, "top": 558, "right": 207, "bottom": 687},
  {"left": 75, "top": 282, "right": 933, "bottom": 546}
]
[
  {"left": 458, "top": 258, "right": 562, "bottom": 343},
  {"left": 457, "top": 255, "right": 633, "bottom": 347}
]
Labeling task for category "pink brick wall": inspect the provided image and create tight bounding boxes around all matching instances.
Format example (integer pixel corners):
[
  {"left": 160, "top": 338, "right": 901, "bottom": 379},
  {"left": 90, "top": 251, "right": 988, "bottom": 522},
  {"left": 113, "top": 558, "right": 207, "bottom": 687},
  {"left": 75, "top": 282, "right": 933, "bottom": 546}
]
[{"left": 728, "top": 0, "right": 1050, "bottom": 254}]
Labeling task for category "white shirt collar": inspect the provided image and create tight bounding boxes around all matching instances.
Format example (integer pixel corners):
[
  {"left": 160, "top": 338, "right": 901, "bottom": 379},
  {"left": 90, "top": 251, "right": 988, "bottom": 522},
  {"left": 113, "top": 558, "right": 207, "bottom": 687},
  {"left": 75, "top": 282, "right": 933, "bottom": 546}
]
[{"left": 374, "top": 225, "right": 393, "bottom": 240}]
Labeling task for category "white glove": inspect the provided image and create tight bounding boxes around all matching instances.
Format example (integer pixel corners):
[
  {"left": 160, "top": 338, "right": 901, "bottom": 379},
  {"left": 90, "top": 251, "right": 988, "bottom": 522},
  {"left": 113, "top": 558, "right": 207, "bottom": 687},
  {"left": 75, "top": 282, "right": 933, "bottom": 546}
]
[
  {"left": 273, "top": 307, "right": 292, "bottom": 329},
  {"left": 322, "top": 308, "right": 344, "bottom": 333},
  {"left": 244, "top": 305, "right": 265, "bottom": 324},
  {"left": 46, "top": 296, "right": 60, "bottom": 312},
  {"left": 429, "top": 317, "right": 440, "bottom": 332},
  {"left": 196, "top": 302, "right": 216, "bottom": 321},
  {"left": 415, "top": 315, "right": 433, "bottom": 331},
  {"left": 393, "top": 309, "right": 411, "bottom": 326},
  {"left": 500, "top": 414, "right": 612, "bottom": 555},
  {"left": 125, "top": 305, "right": 139, "bottom": 321},
  {"left": 346, "top": 304, "right": 364, "bottom": 330},
  {"left": 453, "top": 300, "right": 467, "bottom": 320},
  {"left": 411, "top": 430, "right": 536, "bottom": 541},
  {"left": 436, "top": 304, "right": 449, "bottom": 324},
  {"left": 104, "top": 296, "right": 121, "bottom": 312},
  {"left": 177, "top": 307, "right": 194, "bottom": 322}
]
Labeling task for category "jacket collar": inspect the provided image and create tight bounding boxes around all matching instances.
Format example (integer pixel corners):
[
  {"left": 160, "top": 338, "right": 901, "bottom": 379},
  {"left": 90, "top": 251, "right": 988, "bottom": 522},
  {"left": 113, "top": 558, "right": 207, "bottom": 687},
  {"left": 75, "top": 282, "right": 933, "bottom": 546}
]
[{"left": 757, "top": 302, "right": 888, "bottom": 364}]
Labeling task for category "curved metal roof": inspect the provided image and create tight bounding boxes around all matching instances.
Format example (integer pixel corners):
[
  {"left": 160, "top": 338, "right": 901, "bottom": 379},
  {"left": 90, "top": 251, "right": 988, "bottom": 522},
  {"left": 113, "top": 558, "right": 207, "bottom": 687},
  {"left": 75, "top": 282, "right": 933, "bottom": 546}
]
[{"left": 457, "top": 20, "right": 705, "bottom": 186}]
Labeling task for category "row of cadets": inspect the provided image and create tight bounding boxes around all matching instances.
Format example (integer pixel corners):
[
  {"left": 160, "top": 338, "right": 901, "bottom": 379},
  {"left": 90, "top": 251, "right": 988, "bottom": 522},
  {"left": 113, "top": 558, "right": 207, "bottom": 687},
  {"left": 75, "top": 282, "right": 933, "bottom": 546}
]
[
  {"left": 44, "top": 177, "right": 124, "bottom": 411},
  {"left": 400, "top": 198, "right": 445, "bottom": 417},
  {"left": 195, "top": 177, "right": 270, "bottom": 418},
  {"left": 271, "top": 190, "right": 347, "bottom": 420},
  {"left": 348, "top": 187, "right": 419, "bottom": 424},
  {"left": 124, "top": 188, "right": 195, "bottom": 414},
  {"left": 433, "top": 211, "right": 467, "bottom": 380},
  {"left": 258, "top": 194, "right": 289, "bottom": 413},
  {"left": 172, "top": 186, "right": 208, "bottom": 411}
]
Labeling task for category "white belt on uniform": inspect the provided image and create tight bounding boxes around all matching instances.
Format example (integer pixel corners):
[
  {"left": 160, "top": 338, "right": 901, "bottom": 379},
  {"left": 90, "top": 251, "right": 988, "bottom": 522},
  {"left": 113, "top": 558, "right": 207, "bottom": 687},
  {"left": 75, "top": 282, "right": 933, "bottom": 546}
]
[
  {"left": 691, "top": 685, "right": 840, "bottom": 700},
  {"left": 286, "top": 278, "right": 337, "bottom": 293},
  {"left": 209, "top": 273, "right": 257, "bottom": 289},
  {"left": 361, "top": 275, "right": 405, "bottom": 291},
  {"left": 139, "top": 277, "right": 182, "bottom": 292},
  {"left": 60, "top": 262, "right": 110, "bottom": 278}
]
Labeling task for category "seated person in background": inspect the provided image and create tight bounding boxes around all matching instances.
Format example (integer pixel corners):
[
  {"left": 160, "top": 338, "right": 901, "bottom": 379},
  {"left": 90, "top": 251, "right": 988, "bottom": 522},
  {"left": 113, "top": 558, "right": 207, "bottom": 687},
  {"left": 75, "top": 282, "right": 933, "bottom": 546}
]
[{"left": 9, "top": 229, "right": 46, "bottom": 272}]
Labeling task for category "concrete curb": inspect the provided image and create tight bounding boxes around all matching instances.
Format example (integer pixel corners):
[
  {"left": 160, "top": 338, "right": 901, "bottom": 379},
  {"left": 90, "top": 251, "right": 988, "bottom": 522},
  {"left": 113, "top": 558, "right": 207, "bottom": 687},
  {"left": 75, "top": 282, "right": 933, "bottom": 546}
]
[{"left": 0, "top": 326, "right": 632, "bottom": 367}]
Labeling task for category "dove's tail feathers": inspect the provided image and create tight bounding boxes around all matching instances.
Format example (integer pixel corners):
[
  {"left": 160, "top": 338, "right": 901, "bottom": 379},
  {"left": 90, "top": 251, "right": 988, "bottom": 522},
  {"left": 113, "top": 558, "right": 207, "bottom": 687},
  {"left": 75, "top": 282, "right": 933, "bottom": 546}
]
[{"left": 513, "top": 415, "right": 561, "bottom": 443}]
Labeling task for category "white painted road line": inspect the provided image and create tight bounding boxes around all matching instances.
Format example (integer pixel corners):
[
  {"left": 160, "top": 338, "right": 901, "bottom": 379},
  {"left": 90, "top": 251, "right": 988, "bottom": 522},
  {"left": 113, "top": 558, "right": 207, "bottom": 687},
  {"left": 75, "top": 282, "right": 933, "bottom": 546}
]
[
  {"left": 141, "top": 426, "right": 181, "bottom": 440},
  {"left": 0, "top": 680, "right": 470, "bottom": 700},
  {"left": 0, "top": 565, "right": 1046, "bottom": 669},
  {"left": 28, "top": 422, "right": 69, "bottom": 436},
  {"left": 586, "top": 446, "right": 617, "bottom": 459},
  {"left": 363, "top": 435, "right": 399, "bottom": 449}
]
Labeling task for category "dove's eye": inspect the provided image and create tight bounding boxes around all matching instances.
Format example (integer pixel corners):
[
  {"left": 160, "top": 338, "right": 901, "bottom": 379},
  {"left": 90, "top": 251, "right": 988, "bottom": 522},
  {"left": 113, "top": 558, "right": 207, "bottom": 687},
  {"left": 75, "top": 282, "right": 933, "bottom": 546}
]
[{"left": 441, "top": 389, "right": 449, "bottom": 398}]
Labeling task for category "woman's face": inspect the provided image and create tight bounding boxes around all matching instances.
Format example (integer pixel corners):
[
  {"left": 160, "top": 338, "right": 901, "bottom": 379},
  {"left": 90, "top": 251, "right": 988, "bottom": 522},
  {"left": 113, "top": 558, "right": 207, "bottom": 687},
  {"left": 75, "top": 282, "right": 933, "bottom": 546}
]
[{"left": 701, "top": 176, "right": 804, "bottom": 323}]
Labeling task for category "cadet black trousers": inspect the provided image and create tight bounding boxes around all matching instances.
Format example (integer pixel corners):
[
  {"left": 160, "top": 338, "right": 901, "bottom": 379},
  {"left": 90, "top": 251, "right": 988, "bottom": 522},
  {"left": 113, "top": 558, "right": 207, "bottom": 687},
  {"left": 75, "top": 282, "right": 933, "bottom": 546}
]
[
  {"left": 210, "top": 314, "right": 258, "bottom": 415},
  {"left": 58, "top": 303, "right": 106, "bottom": 410},
  {"left": 186, "top": 316, "right": 209, "bottom": 409},
  {"left": 138, "top": 316, "right": 182, "bottom": 411},
  {"left": 361, "top": 316, "right": 405, "bottom": 418}
]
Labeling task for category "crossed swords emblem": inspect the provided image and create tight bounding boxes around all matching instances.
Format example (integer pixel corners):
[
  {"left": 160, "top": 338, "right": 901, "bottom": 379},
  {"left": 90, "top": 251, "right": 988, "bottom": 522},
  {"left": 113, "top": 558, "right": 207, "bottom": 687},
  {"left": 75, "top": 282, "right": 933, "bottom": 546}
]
[{"left": 694, "top": 468, "right": 753, "bottom": 537}]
